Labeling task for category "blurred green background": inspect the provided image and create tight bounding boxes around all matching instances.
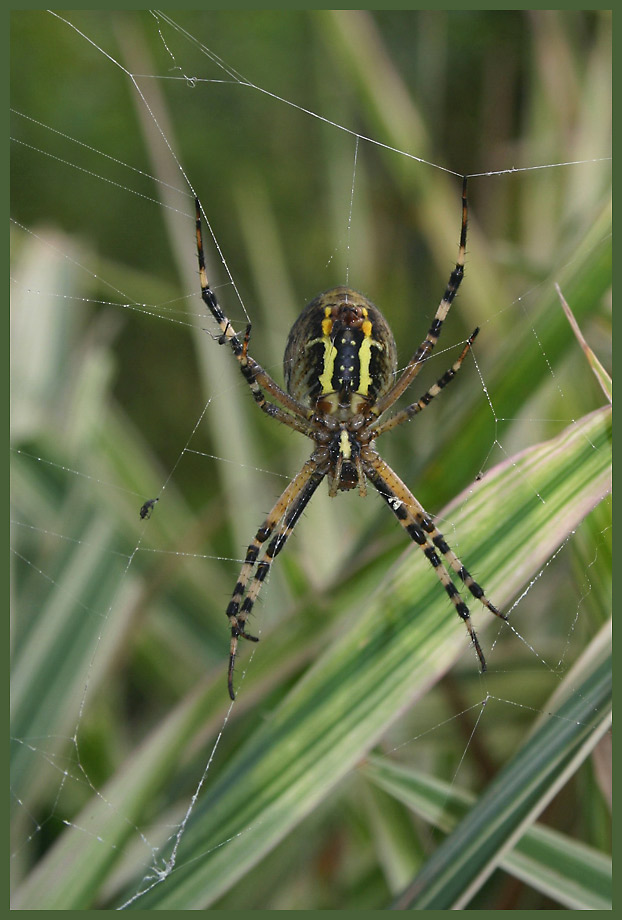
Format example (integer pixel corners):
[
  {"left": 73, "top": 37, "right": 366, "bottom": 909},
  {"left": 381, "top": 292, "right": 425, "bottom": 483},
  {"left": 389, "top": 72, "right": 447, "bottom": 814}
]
[{"left": 11, "top": 10, "right": 611, "bottom": 909}]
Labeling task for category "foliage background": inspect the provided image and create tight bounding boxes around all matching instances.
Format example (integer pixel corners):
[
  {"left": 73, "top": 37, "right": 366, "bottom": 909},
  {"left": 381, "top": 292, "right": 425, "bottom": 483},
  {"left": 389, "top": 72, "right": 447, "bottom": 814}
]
[{"left": 11, "top": 9, "right": 611, "bottom": 909}]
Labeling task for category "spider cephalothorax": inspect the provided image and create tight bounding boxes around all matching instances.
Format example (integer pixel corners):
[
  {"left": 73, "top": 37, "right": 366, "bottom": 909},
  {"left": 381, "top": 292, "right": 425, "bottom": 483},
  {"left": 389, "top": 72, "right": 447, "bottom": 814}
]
[{"left": 195, "top": 178, "right": 505, "bottom": 699}]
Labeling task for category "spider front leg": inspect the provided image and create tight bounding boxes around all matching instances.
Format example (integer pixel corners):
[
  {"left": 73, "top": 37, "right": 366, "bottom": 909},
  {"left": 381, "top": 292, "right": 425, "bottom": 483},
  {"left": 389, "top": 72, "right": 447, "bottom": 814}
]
[
  {"left": 403, "top": 486, "right": 506, "bottom": 625},
  {"left": 363, "top": 453, "right": 503, "bottom": 671},
  {"left": 370, "top": 176, "right": 469, "bottom": 421},
  {"left": 371, "top": 328, "right": 479, "bottom": 439},
  {"left": 225, "top": 456, "right": 327, "bottom": 699},
  {"left": 195, "top": 198, "right": 313, "bottom": 431}
]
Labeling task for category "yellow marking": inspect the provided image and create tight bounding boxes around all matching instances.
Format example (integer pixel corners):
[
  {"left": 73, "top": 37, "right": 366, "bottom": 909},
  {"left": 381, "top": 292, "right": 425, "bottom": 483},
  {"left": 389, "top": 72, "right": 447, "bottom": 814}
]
[
  {"left": 357, "top": 337, "right": 373, "bottom": 395},
  {"left": 304, "top": 308, "right": 336, "bottom": 396},
  {"left": 438, "top": 302, "right": 450, "bottom": 320},
  {"left": 321, "top": 305, "right": 333, "bottom": 337},
  {"left": 357, "top": 320, "right": 382, "bottom": 397},
  {"left": 305, "top": 306, "right": 387, "bottom": 404},
  {"left": 339, "top": 429, "right": 351, "bottom": 459},
  {"left": 318, "top": 337, "right": 336, "bottom": 394}
]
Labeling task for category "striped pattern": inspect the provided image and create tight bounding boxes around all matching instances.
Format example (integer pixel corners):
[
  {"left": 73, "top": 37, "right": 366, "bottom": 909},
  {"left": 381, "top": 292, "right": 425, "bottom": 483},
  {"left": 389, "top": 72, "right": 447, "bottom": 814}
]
[
  {"left": 195, "top": 199, "right": 314, "bottom": 434},
  {"left": 371, "top": 327, "right": 479, "bottom": 438},
  {"left": 283, "top": 287, "right": 398, "bottom": 412},
  {"left": 371, "top": 177, "right": 468, "bottom": 420},
  {"left": 223, "top": 459, "right": 326, "bottom": 700},
  {"left": 363, "top": 453, "right": 506, "bottom": 670}
]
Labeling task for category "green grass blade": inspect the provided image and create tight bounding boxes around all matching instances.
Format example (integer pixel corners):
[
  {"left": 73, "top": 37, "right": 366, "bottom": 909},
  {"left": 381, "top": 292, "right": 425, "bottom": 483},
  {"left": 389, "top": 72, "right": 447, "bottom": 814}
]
[
  {"left": 390, "top": 633, "right": 611, "bottom": 909},
  {"left": 555, "top": 282, "right": 612, "bottom": 405},
  {"left": 362, "top": 625, "right": 612, "bottom": 909},
  {"left": 111, "top": 405, "right": 609, "bottom": 909},
  {"left": 10, "top": 490, "right": 134, "bottom": 808},
  {"left": 12, "top": 403, "right": 610, "bottom": 910}
]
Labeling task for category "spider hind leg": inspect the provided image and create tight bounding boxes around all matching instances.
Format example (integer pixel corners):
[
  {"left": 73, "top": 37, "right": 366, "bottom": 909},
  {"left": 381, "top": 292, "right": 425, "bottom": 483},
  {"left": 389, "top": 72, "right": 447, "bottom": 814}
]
[
  {"left": 427, "top": 529, "right": 508, "bottom": 623},
  {"left": 364, "top": 454, "right": 502, "bottom": 670},
  {"left": 224, "top": 458, "right": 326, "bottom": 699}
]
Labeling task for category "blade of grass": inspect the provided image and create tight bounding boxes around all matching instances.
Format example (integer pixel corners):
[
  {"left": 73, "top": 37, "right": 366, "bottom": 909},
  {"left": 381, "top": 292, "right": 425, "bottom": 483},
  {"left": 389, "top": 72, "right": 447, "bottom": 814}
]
[
  {"left": 390, "top": 628, "right": 611, "bottom": 909},
  {"left": 13, "top": 400, "right": 610, "bottom": 909},
  {"left": 555, "top": 282, "right": 612, "bottom": 404},
  {"left": 10, "top": 493, "right": 135, "bottom": 808},
  {"left": 363, "top": 630, "right": 612, "bottom": 909},
  {"left": 128, "top": 406, "right": 609, "bottom": 908},
  {"left": 13, "top": 405, "right": 610, "bottom": 908}
]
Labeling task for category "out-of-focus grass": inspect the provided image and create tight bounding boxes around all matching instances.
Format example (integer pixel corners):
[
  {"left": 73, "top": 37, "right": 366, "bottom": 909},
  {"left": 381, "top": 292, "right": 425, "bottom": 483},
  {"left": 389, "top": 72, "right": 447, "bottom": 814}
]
[{"left": 11, "top": 10, "right": 610, "bottom": 909}]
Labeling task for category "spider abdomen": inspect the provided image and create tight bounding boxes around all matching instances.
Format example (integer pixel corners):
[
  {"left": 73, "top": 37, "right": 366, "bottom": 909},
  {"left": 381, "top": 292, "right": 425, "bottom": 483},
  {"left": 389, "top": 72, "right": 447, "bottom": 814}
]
[{"left": 284, "top": 286, "right": 398, "bottom": 418}]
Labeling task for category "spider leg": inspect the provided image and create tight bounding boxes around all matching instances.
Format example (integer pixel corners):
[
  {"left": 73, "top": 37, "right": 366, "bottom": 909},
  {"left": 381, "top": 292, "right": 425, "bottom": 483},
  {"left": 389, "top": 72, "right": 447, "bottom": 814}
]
[
  {"left": 226, "top": 456, "right": 326, "bottom": 699},
  {"left": 195, "top": 198, "right": 314, "bottom": 430},
  {"left": 371, "top": 177, "right": 468, "bottom": 420},
  {"left": 406, "top": 493, "right": 505, "bottom": 623},
  {"left": 363, "top": 451, "right": 502, "bottom": 670},
  {"left": 371, "top": 328, "right": 479, "bottom": 439}
]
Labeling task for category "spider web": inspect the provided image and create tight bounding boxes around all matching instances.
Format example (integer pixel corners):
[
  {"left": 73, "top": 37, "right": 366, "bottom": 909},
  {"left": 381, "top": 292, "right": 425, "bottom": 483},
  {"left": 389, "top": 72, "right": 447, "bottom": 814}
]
[{"left": 10, "top": 10, "right": 611, "bottom": 910}]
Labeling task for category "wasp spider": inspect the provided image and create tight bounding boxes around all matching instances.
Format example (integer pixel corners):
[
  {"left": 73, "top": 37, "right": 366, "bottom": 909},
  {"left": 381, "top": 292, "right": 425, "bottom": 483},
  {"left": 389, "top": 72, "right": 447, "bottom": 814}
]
[{"left": 195, "top": 178, "right": 505, "bottom": 699}]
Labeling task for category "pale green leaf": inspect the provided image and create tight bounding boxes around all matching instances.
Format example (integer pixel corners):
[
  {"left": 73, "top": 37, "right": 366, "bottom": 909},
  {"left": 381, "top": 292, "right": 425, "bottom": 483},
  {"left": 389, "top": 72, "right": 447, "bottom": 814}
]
[
  {"left": 363, "top": 627, "right": 612, "bottom": 910},
  {"left": 390, "top": 628, "right": 611, "bottom": 909},
  {"left": 126, "top": 407, "right": 607, "bottom": 908}
]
